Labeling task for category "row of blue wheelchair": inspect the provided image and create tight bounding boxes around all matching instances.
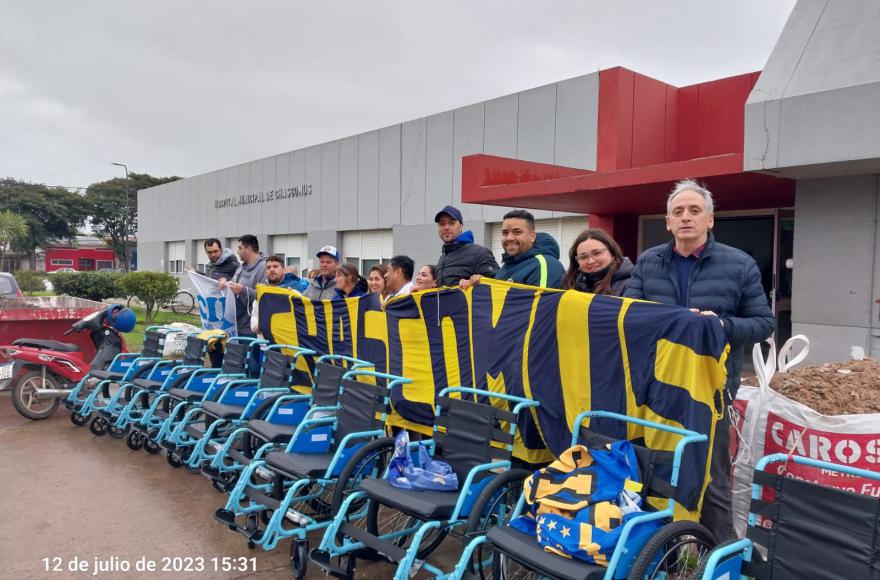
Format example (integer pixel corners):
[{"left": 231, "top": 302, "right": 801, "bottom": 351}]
[{"left": 61, "top": 327, "right": 880, "bottom": 579}]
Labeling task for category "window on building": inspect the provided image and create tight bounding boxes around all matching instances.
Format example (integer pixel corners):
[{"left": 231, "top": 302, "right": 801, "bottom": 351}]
[
  {"left": 78, "top": 258, "right": 95, "bottom": 271},
  {"left": 166, "top": 241, "right": 185, "bottom": 274},
  {"left": 341, "top": 229, "right": 393, "bottom": 274},
  {"left": 51, "top": 259, "right": 74, "bottom": 266},
  {"left": 272, "top": 234, "right": 306, "bottom": 275},
  {"left": 96, "top": 260, "right": 114, "bottom": 270},
  {"left": 194, "top": 239, "right": 211, "bottom": 274}
]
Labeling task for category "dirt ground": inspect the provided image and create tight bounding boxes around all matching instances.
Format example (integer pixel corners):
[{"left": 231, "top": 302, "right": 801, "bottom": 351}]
[
  {"left": 742, "top": 358, "right": 880, "bottom": 415},
  {"left": 0, "top": 392, "right": 461, "bottom": 579}
]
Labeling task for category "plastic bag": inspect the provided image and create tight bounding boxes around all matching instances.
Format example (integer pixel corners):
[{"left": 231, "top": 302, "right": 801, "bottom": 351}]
[{"left": 387, "top": 430, "right": 458, "bottom": 492}]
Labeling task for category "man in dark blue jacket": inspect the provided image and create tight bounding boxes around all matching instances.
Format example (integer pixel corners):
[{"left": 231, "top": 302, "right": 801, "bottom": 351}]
[{"left": 625, "top": 179, "right": 774, "bottom": 541}]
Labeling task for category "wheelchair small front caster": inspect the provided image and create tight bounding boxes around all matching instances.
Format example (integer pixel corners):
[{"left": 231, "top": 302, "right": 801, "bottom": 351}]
[{"left": 289, "top": 539, "right": 309, "bottom": 579}]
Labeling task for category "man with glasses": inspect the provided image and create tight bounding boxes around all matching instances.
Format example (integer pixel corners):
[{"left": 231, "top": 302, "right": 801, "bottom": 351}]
[{"left": 625, "top": 179, "right": 774, "bottom": 541}]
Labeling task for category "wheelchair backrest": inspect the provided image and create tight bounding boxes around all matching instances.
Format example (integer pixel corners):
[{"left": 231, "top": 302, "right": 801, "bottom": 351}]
[
  {"left": 312, "top": 363, "right": 346, "bottom": 408},
  {"left": 258, "top": 350, "right": 294, "bottom": 388},
  {"left": 746, "top": 470, "right": 880, "bottom": 579},
  {"left": 434, "top": 396, "right": 519, "bottom": 482},
  {"left": 220, "top": 341, "right": 250, "bottom": 374},
  {"left": 141, "top": 330, "right": 163, "bottom": 358},
  {"left": 332, "top": 378, "right": 389, "bottom": 446},
  {"left": 182, "top": 336, "right": 207, "bottom": 366},
  {"left": 577, "top": 427, "right": 676, "bottom": 502}
]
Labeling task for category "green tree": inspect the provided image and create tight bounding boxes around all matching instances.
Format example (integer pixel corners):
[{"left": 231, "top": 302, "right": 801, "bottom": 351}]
[
  {"left": 0, "top": 209, "right": 29, "bottom": 271},
  {"left": 14, "top": 270, "right": 44, "bottom": 295},
  {"left": 0, "top": 178, "right": 89, "bottom": 269},
  {"left": 118, "top": 271, "right": 178, "bottom": 323},
  {"left": 85, "top": 173, "right": 180, "bottom": 272}
]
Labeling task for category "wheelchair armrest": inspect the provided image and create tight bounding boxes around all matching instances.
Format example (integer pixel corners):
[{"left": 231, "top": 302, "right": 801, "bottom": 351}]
[
  {"left": 285, "top": 417, "right": 337, "bottom": 451},
  {"left": 265, "top": 394, "right": 311, "bottom": 419},
  {"left": 699, "top": 538, "right": 752, "bottom": 579}
]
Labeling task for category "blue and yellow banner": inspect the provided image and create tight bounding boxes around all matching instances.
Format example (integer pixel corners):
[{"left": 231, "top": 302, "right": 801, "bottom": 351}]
[{"left": 257, "top": 279, "right": 728, "bottom": 515}]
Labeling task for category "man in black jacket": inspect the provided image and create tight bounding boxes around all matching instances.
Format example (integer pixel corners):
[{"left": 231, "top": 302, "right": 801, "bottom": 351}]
[
  {"left": 625, "top": 179, "right": 774, "bottom": 541},
  {"left": 204, "top": 238, "right": 239, "bottom": 281},
  {"left": 433, "top": 205, "right": 498, "bottom": 287}
]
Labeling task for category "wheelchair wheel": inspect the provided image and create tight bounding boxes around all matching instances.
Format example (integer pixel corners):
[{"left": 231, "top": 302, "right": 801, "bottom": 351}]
[
  {"left": 89, "top": 416, "right": 110, "bottom": 436},
  {"left": 126, "top": 429, "right": 146, "bottom": 451},
  {"left": 289, "top": 539, "right": 309, "bottom": 580},
  {"left": 144, "top": 437, "right": 161, "bottom": 454},
  {"left": 331, "top": 437, "right": 396, "bottom": 560},
  {"left": 366, "top": 503, "right": 448, "bottom": 561},
  {"left": 492, "top": 552, "right": 540, "bottom": 580},
  {"left": 628, "top": 520, "right": 716, "bottom": 579},
  {"left": 70, "top": 412, "right": 89, "bottom": 427},
  {"left": 464, "top": 468, "right": 531, "bottom": 579},
  {"left": 108, "top": 424, "right": 131, "bottom": 439}
]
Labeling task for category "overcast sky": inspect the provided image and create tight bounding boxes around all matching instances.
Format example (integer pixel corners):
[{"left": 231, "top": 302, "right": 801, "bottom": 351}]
[{"left": 0, "top": 0, "right": 796, "bottom": 190}]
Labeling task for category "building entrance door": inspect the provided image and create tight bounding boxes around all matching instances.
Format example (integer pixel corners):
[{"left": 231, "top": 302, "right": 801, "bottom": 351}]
[{"left": 639, "top": 210, "right": 793, "bottom": 344}]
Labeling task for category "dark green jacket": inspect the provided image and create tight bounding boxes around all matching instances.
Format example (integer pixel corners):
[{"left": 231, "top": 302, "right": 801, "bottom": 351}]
[{"left": 495, "top": 233, "right": 565, "bottom": 289}]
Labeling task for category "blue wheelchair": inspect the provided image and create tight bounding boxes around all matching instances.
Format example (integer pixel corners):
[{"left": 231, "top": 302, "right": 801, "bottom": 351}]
[
  {"left": 449, "top": 410, "right": 715, "bottom": 580},
  {"left": 138, "top": 336, "right": 262, "bottom": 456},
  {"left": 214, "top": 369, "right": 409, "bottom": 578},
  {"left": 201, "top": 354, "right": 374, "bottom": 493},
  {"left": 695, "top": 453, "right": 880, "bottom": 579},
  {"left": 311, "top": 387, "right": 541, "bottom": 580},
  {"left": 65, "top": 328, "right": 172, "bottom": 430}
]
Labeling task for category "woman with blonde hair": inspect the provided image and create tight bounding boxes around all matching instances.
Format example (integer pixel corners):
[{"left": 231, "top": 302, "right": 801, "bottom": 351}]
[{"left": 562, "top": 229, "right": 633, "bottom": 296}]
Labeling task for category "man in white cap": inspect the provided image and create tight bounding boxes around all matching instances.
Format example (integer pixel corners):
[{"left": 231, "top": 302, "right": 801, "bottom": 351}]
[{"left": 304, "top": 245, "right": 340, "bottom": 300}]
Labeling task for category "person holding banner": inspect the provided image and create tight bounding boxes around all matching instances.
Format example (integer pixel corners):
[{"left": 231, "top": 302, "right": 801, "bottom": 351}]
[
  {"left": 304, "top": 245, "right": 340, "bottom": 300},
  {"left": 218, "top": 234, "right": 266, "bottom": 338},
  {"left": 384, "top": 255, "right": 415, "bottom": 299},
  {"left": 203, "top": 238, "right": 240, "bottom": 281},
  {"left": 434, "top": 205, "right": 498, "bottom": 287},
  {"left": 625, "top": 179, "right": 774, "bottom": 541},
  {"left": 333, "top": 263, "right": 369, "bottom": 300},
  {"left": 250, "top": 255, "right": 307, "bottom": 335}
]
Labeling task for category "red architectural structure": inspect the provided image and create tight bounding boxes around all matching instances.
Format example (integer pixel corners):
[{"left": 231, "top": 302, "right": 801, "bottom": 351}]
[{"left": 45, "top": 237, "right": 116, "bottom": 272}]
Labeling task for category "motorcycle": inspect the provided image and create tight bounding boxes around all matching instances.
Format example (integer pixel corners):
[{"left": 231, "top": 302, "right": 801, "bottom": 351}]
[{"left": 0, "top": 305, "right": 135, "bottom": 420}]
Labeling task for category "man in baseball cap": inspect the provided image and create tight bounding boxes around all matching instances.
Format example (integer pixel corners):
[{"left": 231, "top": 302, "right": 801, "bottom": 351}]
[
  {"left": 434, "top": 205, "right": 498, "bottom": 287},
  {"left": 304, "top": 245, "right": 340, "bottom": 300}
]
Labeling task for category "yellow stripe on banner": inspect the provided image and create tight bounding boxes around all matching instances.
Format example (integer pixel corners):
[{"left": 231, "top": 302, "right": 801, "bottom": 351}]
[
  {"left": 364, "top": 309, "right": 388, "bottom": 370},
  {"left": 489, "top": 282, "right": 510, "bottom": 328},
  {"left": 397, "top": 301, "right": 435, "bottom": 409},
  {"left": 301, "top": 296, "right": 318, "bottom": 337},
  {"left": 654, "top": 339, "right": 727, "bottom": 412},
  {"left": 616, "top": 300, "right": 639, "bottom": 441},
  {"left": 322, "top": 299, "right": 334, "bottom": 355},
  {"left": 441, "top": 317, "right": 462, "bottom": 389},
  {"left": 557, "top": 290, "right": 593, "bottom": 432},
  {"left": 520, "top": 291, "right": 555, "bottom": 465}
]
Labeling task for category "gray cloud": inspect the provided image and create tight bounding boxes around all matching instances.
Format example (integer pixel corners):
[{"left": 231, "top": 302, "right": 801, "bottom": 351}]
[{"left": 0, "top": 0, "right": 796, "bottom": 187}]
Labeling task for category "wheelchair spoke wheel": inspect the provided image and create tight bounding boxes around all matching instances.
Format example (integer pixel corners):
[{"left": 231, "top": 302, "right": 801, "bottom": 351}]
[
  {"left": 465, "top": 468, "right": 531, "bottom": 579},
  {"left": 366, "top": 503, "right": 448, "bottom": 560},
  {"left": 89, "top": 416, "right": 110, "bottom": 436},
  {"left": 492, "top": 553, "right": 540, "bottom": 580},
  {"left": 143, "top": 434, "right": 161, "bottom": 454},
  {"left": 628, "top": 520, "right": 716, "bottom": 580},
  {"left": 70, "top": 412, "right": 89, "bottom": 426},
  {"left": 108, "top": 424, "right": 131, "bottom": 439}
]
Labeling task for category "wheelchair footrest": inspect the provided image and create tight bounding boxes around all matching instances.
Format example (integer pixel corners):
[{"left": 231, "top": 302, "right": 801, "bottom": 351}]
[
  {"left": 340, "top": 521, "right": 408, "bottom": 563},
  {"left": 214, "top": 509, "right": 236, "bottom": 527},
  {"left": 246, "top": 489, "right": 283, "bottom": 512},
  {"left": 308, "top": 549, "right": 353, "bottom": 578},
  {"left": 160, "top": 441, "right": 176, "bottom": 451},
  {"left": 202, "top": 465, "right": 220, "bottom": 478}
]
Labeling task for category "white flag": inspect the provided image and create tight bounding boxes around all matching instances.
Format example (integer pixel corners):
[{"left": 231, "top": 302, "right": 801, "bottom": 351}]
[{"left": 188, "top": 271, "right": 238, "bottom": 336}]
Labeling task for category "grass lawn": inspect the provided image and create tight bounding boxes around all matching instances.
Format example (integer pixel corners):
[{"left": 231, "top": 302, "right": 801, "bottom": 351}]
[{"left": 124, "top": 307, "right": 202, "bottom": 352}]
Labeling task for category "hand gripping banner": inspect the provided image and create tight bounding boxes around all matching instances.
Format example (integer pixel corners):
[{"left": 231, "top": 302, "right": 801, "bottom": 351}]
[
  {"left": 256, "top": 279, "right": 728, "bottom": 517},
  {"left": 188, "top": 271, "right": 238, "bottom": 336}
]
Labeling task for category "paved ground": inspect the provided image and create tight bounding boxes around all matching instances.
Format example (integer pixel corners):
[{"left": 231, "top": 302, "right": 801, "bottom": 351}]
[{"left": 0, "top": 393, "right": 461, "bottom": 579}]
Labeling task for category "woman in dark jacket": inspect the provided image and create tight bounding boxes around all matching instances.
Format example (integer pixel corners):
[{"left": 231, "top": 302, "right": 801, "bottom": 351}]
[
  {"left": 333, "top": 263, "right": 369, "bottom": 300},
  {"left": 562, "top": 229, "right": 634, "bottom": 296}
]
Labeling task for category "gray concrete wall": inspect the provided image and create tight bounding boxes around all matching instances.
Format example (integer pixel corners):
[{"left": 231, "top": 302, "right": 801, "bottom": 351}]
[
  {"left": 137, "top": 74, "right": 597, "bottom": 271},
  {"left": 791, "top": 174, "right": 880, "bottom": 362},
  {"left": 745, "top": 0, "right": 880, "bottom": 176}
]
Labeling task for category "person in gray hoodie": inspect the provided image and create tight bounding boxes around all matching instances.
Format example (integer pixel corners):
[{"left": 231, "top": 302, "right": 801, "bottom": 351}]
[
  {"left": 218, "top": 234, "right": 267, "bottom": 337},
  {"left": 204, "top": 238, "right": 240, "bottom": 281}
]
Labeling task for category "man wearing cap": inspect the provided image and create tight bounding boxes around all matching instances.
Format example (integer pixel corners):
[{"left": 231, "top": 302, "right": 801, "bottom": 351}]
[
  {"left": 304, "top": 245, "right": 340, "bottom": 300},
  {"left": 434, "top": 205, "right": 498, "bottom": 287}
]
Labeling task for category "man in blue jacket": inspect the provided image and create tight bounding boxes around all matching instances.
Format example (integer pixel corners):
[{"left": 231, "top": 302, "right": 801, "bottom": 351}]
[
  {"left": 625, "top": 179, "right": 774, "bottom": 541},
  {"left": 462, "top": 209, "right": 565, "bottom": 289}
]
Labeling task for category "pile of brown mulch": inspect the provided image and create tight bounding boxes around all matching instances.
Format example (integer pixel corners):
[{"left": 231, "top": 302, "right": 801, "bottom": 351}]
[{"left": 742, "top": 358, "right": 880, "bottom": 415}]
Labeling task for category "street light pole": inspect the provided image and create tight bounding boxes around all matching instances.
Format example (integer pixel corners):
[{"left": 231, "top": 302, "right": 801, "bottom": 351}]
[{"left": 111, "top": 162, "right": 131, "bottom": 272}]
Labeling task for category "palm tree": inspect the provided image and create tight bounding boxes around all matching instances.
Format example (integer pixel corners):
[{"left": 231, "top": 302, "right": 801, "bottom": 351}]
[{"left": 0, "top": 210, "right": 29, "bottom": 272}]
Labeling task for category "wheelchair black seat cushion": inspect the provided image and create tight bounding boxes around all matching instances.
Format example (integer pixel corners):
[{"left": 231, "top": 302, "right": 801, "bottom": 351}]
[
  {"left": 168, "top": 387, "right": 208, "bottom": 401},
  {"left": 89, "top": 369, "right": 124, "bottom": 381},
  {"left": 266, "top": 451, "right": 334, "bottom": 479},
  {"left": 201, "top": 401, "right": 247, "bottom": 419},
  {"left": 358, "top": 478, "right": 459, "bottom": 520},
  {"left": 486, "top": 525, "right": 606, "bottom": 580},
  {"left": 248, "top": 420, "right": 295, "bottom": 443},
  {"left": 132, "top": 378, "right": 164, "bottom": 390}
]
